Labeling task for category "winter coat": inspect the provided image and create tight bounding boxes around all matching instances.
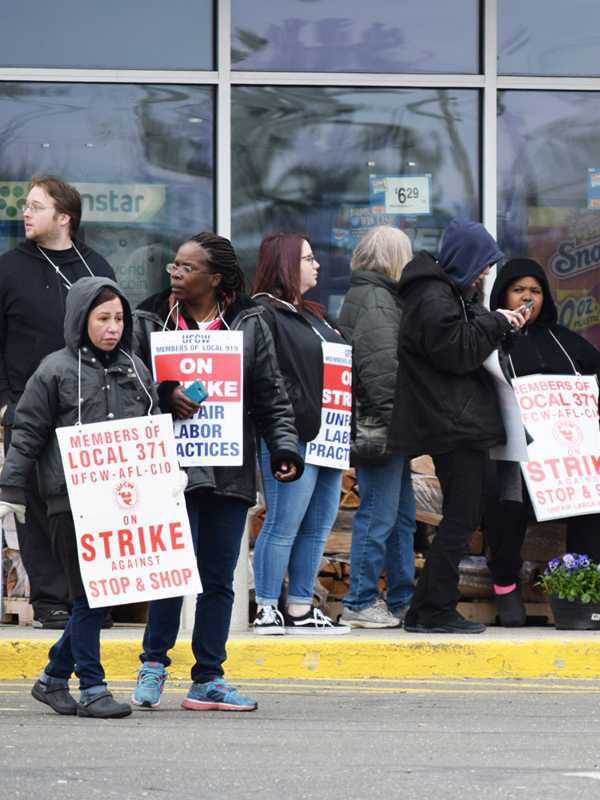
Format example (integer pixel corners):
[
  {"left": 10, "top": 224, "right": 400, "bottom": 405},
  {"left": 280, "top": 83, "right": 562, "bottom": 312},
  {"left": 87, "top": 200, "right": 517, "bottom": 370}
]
[
  {"left": 0, "top": 277, "right": 158, "bottom": 515},
  {"left": 490, "top": 258, "right": 600, "bottom": 382},
  {"left": 252, "top": 295, "right": 346, "bottom": 442},
  {"left": 389, "top": 251, "right": 513, "bottom": 456},
  {"left": 337, "top": 270, "right": 401, "bottom": 461},
  {"left": 0, "top": 239, "right": 115, "bottom": 420},
  {"left": 133, "top": 290, "right": 302, "bottom": 506}
]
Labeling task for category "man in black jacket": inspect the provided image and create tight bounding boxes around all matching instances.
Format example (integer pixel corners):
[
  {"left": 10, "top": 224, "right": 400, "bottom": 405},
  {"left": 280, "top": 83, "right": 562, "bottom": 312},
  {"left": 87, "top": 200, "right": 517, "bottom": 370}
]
[
  {"left": 389, "top": 219, "right": 528, "bottom": 633},
  {"left": 0, "top": 175, "right": 115, "bottom": 628}
]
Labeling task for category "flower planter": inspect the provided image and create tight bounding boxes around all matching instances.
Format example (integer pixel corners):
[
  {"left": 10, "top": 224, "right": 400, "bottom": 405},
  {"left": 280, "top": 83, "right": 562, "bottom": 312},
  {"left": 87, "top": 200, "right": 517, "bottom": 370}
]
[{"left": 549, "top": 596, "right": 600, "bottom": 630}]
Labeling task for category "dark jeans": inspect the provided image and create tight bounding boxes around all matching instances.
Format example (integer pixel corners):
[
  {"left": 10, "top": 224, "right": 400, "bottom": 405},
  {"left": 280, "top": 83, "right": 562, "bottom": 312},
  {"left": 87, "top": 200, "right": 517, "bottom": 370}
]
[
  {"left": 484, "top": 460, "right": 600, "bottom": 585},
  {"left": 4, "top": 424, "right": 70, "bottom": 615},
  {"left": 140, "top": 492, "right": 249, "bottom": 684},
  {"left": 45, "top": 513, "right": 106, "bottom": 689},
  {"left": 408, "top": 449, "right": 486, "bottom": 625}
]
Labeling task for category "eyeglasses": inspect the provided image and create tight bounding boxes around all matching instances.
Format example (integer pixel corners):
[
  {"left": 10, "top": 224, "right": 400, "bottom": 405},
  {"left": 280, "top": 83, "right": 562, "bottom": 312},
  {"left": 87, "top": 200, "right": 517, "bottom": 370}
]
[
  {"left": 165, "top": 262, "right": 213, "bottom": 277},
  {"left": 22, "top": 203, "right": 52, "bottom": 214},
  {"left": 301, "top": 254, "right": 316, "bottom": 264}
]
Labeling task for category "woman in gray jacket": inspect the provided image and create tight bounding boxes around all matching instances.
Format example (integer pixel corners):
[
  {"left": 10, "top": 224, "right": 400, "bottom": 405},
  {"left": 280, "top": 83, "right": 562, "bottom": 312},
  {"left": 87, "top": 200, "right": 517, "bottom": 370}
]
[
  {"left": 338, "top": 227, "right": 416, "bottom": 628},
  {"left": 0, "top": 276, "right": 158, "bottom": 718}
]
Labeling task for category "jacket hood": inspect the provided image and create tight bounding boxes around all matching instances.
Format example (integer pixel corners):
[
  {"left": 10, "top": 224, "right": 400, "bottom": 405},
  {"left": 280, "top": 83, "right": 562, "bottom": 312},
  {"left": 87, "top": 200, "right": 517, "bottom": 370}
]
[
  {"left": 16, "top": 237, "right": 98, "bottom": 264},
  {"left": 64, "top": 276, "right": 133, "bottom": 352},
  {"left": 489, "top": 257, "right": 557, "bottom": 324},
  {"left": 397, "top": 251, "right": 449, "bottom": 297},
  {"left": 438, "top": 219, "right": 503, "bottom": 289}
]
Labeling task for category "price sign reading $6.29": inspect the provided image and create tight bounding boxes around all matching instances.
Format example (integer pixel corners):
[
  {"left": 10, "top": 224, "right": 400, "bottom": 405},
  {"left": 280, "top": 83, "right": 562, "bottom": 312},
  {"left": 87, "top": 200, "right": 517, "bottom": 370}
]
[{"left": 383, "top": 175, "right": 431, "bottom": 216}]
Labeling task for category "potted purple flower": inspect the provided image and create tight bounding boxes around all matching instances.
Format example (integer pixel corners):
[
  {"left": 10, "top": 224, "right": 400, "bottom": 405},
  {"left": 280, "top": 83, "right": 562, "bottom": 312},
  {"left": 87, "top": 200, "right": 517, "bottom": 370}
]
[{"left": 537, "top": 553, "right": 600, "bottom": 630}]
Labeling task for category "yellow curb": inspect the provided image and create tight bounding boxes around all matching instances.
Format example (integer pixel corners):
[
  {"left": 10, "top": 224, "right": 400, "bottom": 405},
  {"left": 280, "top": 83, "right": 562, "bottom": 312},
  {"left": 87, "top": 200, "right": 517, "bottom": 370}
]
[{"left": 2, "top": 638, "right": 600, "bottom": 681}]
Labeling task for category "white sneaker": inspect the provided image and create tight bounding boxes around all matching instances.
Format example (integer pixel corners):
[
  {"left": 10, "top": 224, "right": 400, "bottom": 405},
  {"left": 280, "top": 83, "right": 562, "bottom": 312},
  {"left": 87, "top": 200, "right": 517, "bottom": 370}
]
[
  {"left": 253, "top": 604, "right": 285, "bottom": 635},
  {"left": 284, "top": 607, "right": 350, "bottom": 635},
  {"left": 341, "top": 600, "right": 400, "bottom": 629}
]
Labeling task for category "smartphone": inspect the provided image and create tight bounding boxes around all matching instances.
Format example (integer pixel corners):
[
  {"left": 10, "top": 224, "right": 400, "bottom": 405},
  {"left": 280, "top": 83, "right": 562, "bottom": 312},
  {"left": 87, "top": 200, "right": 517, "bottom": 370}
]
[{"left": 182, "top": 379, "right": 208, "bottom": 404}]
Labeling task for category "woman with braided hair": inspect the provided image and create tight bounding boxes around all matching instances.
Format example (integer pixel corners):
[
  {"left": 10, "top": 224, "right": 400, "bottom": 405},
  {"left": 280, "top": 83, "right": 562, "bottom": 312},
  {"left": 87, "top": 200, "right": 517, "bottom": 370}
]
[{"left": 131, "top": 232, "right": 303, "bottom": 711}]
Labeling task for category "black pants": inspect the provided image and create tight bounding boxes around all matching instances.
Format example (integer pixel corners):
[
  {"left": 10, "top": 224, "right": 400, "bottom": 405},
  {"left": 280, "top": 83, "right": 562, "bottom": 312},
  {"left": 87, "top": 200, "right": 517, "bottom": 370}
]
[
  {"left": 4, "top": 425, "right": 70, "bottom": 615},
  {"left": 484, "top": 459, "right": 600, "bottom": 586},
  {"left": 408, "top": 448, "right": 486, "bottom": 625}
]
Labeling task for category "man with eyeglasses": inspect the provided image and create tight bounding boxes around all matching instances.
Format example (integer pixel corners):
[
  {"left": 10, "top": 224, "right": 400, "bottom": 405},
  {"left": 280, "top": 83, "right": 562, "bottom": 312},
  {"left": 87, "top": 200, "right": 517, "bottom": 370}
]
[{"left": 0, "top": 175, "right": 114, "bottom": 629}]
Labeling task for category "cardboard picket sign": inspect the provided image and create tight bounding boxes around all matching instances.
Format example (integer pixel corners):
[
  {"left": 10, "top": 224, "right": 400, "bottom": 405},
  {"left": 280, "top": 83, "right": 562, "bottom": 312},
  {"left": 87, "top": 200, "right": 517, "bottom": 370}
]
[
  {"left": 150, "top": 329, "right": 244, "bottom": 466},
  {"left": 305, "top": 342, "right": 352, "bottom": 470},
  {"left": 56, "top": 414, "right": 201, "bottom": 608},
  {"left": 513, "top": 373, "right": 600, "bottom": 521}
]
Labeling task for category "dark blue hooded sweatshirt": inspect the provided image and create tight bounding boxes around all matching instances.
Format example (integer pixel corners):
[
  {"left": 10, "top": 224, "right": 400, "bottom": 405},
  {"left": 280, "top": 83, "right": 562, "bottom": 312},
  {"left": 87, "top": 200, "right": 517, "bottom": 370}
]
[{"left": 439, "top": 219, "right": 504, "bottom": 290}]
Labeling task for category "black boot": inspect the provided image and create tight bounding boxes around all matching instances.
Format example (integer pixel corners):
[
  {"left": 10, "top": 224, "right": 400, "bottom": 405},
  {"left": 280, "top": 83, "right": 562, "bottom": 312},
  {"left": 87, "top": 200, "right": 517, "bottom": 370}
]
[
  {"left": 77, "top": 691, "right": 132, "bottom": 719},
  {"left": 495, "top": 587, "right": 526, "bottom": 627}
]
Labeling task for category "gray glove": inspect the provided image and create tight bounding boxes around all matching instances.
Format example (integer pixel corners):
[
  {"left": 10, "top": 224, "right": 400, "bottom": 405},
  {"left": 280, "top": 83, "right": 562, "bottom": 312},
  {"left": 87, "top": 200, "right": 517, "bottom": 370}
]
[{"left": 0, "top": 501, "right": 25, "bottom": 524}]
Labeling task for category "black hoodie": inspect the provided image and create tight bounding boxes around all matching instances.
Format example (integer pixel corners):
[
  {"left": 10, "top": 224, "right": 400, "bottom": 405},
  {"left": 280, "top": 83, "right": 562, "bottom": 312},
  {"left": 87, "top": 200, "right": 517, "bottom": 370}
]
[
  {"left": 490, "top": 258, "right": 600, "bottom": 381},
  {"left": 0, "top": 239, "right": 115, "bottom": 417},
  {"left": 388, "top": 250, "right": 512, "bottom": 455}
]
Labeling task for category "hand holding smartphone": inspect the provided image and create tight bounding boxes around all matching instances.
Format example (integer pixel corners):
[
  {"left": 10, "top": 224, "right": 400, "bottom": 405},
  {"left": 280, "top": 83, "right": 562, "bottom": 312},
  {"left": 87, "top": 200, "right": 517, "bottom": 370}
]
[{"left": 182, "top": 379, "right": 208, "bottom": 404}]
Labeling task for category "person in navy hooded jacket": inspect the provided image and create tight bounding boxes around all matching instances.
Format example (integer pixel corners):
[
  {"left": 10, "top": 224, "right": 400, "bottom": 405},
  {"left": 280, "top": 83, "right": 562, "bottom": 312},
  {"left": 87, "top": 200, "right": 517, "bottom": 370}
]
[{"left": 389, "top": 219, "right": 529, "bottom": 634}]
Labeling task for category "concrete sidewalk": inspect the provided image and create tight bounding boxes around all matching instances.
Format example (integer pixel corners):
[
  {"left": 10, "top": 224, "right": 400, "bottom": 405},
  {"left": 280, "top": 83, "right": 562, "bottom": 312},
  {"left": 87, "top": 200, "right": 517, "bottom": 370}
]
[{"left": 2, "top": 624, "right": 600, "bottom": 681}]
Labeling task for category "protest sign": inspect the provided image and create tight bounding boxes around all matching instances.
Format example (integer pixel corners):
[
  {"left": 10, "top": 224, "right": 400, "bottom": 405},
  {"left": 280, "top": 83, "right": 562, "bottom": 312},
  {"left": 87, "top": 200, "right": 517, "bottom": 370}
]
[
  {"left": 56, "top": 414, "right": 201, "bottom": 608},
  {"left": 151, "top": 330, "right": 244, "bottom": 466},
  {"left": 305, "top": 343, "right": 352, "bottom": 470},
  {"left": 513, "top": 373, "right": 600, "bottom": 521}
]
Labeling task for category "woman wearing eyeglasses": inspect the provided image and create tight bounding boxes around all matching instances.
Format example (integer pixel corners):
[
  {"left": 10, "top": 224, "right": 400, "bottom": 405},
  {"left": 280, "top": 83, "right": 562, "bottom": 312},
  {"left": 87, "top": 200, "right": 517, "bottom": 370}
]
[
  {"left": 251, "top": 233, "right": 350, "bottom": 635},
  {"left": 131, "top": 232, "right": 303, "bottom": 712}
]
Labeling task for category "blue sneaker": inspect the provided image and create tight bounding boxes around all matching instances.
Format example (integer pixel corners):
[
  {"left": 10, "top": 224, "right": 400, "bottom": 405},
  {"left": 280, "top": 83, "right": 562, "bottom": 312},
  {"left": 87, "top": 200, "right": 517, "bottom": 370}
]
[
  {"left": 181, "top": 679, "right": 258, "bottom": 712},
  {"left": 132, "top": 662, "right": 167, "bottom": 708}
]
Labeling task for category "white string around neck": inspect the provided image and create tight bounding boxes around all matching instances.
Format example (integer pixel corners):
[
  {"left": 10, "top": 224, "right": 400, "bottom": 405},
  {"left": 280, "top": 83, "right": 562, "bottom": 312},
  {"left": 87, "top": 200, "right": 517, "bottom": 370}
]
[{"left": 37, "top": 242, "right": 95, "bottom": 290}]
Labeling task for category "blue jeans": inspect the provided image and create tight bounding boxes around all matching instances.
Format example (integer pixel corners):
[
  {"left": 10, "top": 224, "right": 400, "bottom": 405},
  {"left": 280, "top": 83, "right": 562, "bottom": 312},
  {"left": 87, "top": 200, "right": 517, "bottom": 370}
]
[
  {"left": 46, "top": 596, "right": 106, "bottom": 690},
  {"left": 344, "top": 455, "right": 416, "bottom": 614},
  {"left": 140, "top": 492, "right": 249, "bottom": 684},
  {"left": 254, "top": 441, "right": 343, "bottom": 606}
]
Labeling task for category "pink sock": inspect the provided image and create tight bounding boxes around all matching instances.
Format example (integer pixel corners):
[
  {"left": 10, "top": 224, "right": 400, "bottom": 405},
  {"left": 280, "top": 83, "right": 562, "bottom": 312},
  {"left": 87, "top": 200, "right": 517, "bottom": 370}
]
[{"left": 494, "top": 583, "right": 517, "bottom": 596}]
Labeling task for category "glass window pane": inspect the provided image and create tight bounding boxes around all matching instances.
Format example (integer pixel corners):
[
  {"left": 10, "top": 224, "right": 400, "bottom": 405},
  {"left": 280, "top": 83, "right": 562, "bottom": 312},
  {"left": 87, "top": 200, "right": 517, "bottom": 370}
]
[
  {"left": 232, "top": 0, "right": 479, "bottom": 74},
  {"left": 1, "top": 2, "right": 213, "bottom": 70},
  {"left": 232, "top": 86, "right": 480, "bottom": 315},
  {"left": 498, "top": 91, "right": 600, "bottom": 346},
  {"left": 0, "top": 84, "right": 214, "bottom": 308},
  {"left": 499, "top": 1, "right": 600, "bottom": 77}
]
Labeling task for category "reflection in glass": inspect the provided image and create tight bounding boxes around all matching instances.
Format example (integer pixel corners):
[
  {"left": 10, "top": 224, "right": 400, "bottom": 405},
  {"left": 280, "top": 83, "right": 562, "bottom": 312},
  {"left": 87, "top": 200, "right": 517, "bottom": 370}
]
[
  {"left": 232, "top": 86, "right": 480, "bottom": 315},
  {"left": 498, "top": 91, "right": 600, "bottom": 346},
  {"left": 0, "top": 84, "right": 214, "bottom": 307},
  {"left": 1, "top": 2, "right": 213, "bottom": 70},
  {"left": 232, "top": 0, "right": 478, "bottom": 74},
  {"left": 499, "top": 0, "right": 600, "bottom": 77}
]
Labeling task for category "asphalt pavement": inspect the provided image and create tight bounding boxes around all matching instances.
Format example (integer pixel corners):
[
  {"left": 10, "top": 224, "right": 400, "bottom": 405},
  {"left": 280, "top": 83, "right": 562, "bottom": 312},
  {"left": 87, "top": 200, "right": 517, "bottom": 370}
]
[{"left": 3, "top": 678, "right": 600, "bottom": 799}]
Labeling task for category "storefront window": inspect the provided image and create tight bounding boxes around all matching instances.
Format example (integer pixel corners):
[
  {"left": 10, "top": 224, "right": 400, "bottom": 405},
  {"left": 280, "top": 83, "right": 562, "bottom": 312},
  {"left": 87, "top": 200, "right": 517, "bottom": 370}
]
[
  {"left": 0, "top": 83, "right": 214, "bottom": 307},
  {"left": 1, "top": 2, "right": 214, "bottom": 70},
  {"left": 499, "top": 1, "right": 600, "bottom": 77},
  {"left": 232, "top": 0, "right": 479, "bottom": 74},
  {"left": 232, "top": 86, "right": 480, "bottom": 315},
  {"left": 498, "top": 90, "right": 600, "bottom": 345}
]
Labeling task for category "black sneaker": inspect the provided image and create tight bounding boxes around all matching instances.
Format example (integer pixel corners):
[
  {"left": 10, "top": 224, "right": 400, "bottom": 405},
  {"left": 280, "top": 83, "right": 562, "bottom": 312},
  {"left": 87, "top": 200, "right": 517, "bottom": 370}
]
[
  {"left": 404, "top": 611, "right": 486, "bottom": 634},
  {"left": 31, "top": 680, "right": 78, "bottom": 715},
  {"left": 284, "top": 607, "right": 351, "bottom": 635},
  {"left": 495, "top": 587, "right": 526, "bottom": 627},
  {"left": 101, "top": 611, "right": 114, "bottom": 630},
  {"left": 32, "top": 609, "right": 70, "bottom": 630},
  {"left": 253, "top": 605, "right": 285, "bottom": 635}
]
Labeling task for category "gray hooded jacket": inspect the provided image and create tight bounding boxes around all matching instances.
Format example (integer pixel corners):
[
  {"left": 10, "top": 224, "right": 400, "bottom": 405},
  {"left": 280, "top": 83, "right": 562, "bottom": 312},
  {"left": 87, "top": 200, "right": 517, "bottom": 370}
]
[{"left": 0, "top": 277, "right": 159, "bottom": 514}]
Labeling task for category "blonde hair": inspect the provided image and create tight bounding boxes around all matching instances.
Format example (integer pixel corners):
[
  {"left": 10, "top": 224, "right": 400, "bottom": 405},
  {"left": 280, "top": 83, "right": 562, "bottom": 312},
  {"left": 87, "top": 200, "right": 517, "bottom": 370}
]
[{"left": 350, "top": 226, "right": 413, "bottom": 281}]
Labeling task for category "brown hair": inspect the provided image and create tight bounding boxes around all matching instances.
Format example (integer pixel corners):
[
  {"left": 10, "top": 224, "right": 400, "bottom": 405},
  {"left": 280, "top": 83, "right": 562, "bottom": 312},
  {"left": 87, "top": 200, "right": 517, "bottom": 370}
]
[
  {"left": 30, "top": 175, "right": 82, "bottom": 238},
  {"left": 253, "top": 233, "right": 324, "bottom": 318}
]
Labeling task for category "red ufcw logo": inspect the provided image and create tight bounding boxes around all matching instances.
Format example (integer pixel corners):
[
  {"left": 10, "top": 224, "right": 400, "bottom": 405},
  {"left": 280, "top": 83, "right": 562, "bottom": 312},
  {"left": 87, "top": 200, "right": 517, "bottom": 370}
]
[
  {"left": 115, "top": 480, "right": 138, "bottom": 509},
  {"left": 553, "top": 420, "right": 583, "bottom": 449}
]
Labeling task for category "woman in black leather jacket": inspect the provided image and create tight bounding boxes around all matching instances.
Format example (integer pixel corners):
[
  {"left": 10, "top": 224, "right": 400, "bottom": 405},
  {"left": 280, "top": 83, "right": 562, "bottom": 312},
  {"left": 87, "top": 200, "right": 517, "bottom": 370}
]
[{"left": 131, "top": 232, "right": 302, "bottom": 713}]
